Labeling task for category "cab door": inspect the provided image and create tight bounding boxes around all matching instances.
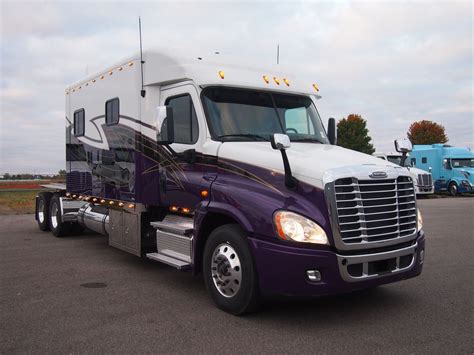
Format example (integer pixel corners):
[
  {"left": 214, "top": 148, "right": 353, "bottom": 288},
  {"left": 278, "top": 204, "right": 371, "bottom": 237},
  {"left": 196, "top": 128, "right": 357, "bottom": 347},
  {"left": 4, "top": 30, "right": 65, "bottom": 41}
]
[{"left": 159, "top": 83, "right": 211, "bottom": 209}]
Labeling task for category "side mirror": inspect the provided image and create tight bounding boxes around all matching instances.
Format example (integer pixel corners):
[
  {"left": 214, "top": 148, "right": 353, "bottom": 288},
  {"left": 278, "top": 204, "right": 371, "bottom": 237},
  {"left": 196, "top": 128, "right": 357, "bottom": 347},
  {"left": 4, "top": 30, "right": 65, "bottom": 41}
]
[
  {"left": 328, "top": 118, "right": 337, "bottom": 145},
  {"left": 394, "top": 138, "right": 412, "bottom": 153},
  {"left": 156, "top": 106, "right": 174, "bottom": 145},
  {"left": 271, "top": 133, "right": 291, "bottom": 150},
  {"left": 270, "top": 133, "right": 296, "bottom": 189},
  {"left": 429, "top": 166, "right": 432, "bottom": 173}
]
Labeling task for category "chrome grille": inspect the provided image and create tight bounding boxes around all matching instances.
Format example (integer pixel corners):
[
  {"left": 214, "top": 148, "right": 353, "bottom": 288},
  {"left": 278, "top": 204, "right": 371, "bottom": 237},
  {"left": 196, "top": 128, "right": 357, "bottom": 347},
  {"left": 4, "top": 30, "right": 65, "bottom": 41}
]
[
  {"left": 334, "top": 176, "right": 417, "bottom": 246},
  {"left": 417, "top": 173, "right": 433, "bottom": 187}
]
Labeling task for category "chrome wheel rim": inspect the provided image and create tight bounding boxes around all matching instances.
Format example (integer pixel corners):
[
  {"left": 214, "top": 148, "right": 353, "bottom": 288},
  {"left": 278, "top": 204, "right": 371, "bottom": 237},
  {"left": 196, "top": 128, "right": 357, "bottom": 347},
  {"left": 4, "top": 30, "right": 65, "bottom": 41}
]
[
  {"left": 211, "top": 243, "right": 242, "bottom": 298},
  {"left": 38, "top": 199, "right": 45, "bottom": 223},
  {"left": 51, "top": 202, "right": 58, "bottom": 229},
  {"left": 451, "top": 184, "right": 457, "bottom": 195}
]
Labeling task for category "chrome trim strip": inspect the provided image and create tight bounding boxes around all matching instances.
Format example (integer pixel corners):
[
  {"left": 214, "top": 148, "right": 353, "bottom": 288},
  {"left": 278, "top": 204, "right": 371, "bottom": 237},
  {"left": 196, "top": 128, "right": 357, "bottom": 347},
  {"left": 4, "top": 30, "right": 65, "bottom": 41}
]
[{"left": 336, "top": 242, "right": 418, "bottom": 282}]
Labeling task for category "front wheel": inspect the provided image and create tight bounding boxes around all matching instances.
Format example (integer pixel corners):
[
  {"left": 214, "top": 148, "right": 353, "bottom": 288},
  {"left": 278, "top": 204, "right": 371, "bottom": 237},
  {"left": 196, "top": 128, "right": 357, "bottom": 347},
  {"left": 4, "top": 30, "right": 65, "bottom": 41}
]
[
  {"left": 203, "top": 224, "right": 260, "bottom": 315},
  {"left": 449, "top": 182, "right": 459, "bottom": 196},
  {"left": 36, "top": 192, "right": 52, "bottom": 231}
]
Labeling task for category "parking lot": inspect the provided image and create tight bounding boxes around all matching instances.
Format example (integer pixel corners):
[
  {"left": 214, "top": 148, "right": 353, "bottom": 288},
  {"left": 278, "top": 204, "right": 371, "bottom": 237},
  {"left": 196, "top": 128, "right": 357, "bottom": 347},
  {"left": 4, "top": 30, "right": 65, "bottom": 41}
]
[{"left": 0, "top": 197, "right": 473, "bottom": 353}]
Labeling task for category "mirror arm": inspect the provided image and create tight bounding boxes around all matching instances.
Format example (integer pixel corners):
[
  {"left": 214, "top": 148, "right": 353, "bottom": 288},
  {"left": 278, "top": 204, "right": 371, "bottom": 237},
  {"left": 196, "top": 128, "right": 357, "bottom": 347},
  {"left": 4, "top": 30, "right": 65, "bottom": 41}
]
[
  {"left": 400, "top": 152, "right": 407, "bottom": 167},
  {"left": 280, "top": 149, "right": 297, "bottom": 189}
]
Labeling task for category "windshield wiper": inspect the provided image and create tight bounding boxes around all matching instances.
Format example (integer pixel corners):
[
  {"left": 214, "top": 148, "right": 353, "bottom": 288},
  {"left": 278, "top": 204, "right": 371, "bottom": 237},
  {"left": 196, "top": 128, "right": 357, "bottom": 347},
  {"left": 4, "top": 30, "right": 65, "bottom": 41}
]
[
  {"left": 291, "top": 138, "right": 324, "bottom": 144},
  {"left": 217, "top": 134, "right": 269, "bottom": 142}
]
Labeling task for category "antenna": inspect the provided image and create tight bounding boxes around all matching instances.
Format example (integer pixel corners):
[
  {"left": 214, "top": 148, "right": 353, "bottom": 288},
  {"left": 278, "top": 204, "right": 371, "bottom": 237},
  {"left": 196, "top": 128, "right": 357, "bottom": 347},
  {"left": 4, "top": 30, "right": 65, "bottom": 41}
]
[
  {"left": 139, "top": 17, "right": 146, "bottom": 98},
  {"left": 277, "top": 44, "right": 280, "bottom": 65}
]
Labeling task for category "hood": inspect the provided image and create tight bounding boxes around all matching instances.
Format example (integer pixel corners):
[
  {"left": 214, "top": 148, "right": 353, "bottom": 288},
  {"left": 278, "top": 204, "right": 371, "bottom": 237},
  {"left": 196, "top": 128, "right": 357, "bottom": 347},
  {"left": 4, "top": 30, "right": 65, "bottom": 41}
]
[
  {"left": 218, "top": 142, "right": 404, "bottom": 188},
  {"left": 407, "top": 166, "right": 431, "bottom": 175},
  {"left": 455, "top": 167, "right": 474, "bottom": 182}
]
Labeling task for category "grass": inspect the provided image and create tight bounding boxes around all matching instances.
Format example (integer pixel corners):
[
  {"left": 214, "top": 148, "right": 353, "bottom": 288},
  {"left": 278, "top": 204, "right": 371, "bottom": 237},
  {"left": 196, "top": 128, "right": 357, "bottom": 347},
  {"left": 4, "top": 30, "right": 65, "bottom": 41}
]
[{"left": 0, "top": 190, "right": 41, "bottom": 215}]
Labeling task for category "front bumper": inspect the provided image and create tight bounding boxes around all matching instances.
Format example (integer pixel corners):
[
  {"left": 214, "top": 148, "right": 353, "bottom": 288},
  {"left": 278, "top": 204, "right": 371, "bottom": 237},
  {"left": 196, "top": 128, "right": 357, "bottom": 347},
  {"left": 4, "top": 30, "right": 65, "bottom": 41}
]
[
  {"left": 415, "top": 185, "right": 434, "bottom": 194},
  {"left": 249, "top": 231, "right": 425, "bottom": 296}
]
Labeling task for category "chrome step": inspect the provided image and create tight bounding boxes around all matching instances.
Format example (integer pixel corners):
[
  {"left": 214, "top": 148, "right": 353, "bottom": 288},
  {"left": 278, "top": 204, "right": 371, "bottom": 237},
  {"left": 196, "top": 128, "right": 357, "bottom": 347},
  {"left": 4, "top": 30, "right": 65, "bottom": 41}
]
[
  {"left": 150, "top": 214, "right": 193, "bottom": 236},
  {"left": 146, "top": 252, "right": 191, "bottom": 270}
]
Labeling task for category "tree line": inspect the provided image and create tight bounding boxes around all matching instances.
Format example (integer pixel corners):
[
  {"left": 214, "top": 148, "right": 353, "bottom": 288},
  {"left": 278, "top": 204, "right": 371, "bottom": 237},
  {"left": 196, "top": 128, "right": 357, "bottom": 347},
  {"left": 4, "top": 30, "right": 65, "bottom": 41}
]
[
  {"left": 336, "top": 115, "right": 449, "bottom": 154},
  {"left": 1, "top": 170, "right": 66, "bottom": 180}
]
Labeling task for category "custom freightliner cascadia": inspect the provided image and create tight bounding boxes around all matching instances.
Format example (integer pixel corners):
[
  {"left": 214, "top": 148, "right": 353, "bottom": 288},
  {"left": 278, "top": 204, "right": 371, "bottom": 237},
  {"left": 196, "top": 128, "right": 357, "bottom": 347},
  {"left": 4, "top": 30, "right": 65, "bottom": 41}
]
[{"left": 36, "top": 52, "right": 425, "bottom": 314}]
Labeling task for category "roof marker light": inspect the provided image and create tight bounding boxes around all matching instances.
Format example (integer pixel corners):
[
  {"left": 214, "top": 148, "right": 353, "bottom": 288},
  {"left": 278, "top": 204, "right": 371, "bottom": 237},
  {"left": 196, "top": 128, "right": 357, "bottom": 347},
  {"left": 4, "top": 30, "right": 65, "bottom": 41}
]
[
  {"left": 218, "top": 70, "right": 225, "bottom": 79},
  {"left": 92, "top": 198, "right": 98, "bottom": 202},
  {"left": 100, "top": 75, "right": 105, "bottom": 80},
  {"left": 312, "top": 83, "right": 319, "bottom": 92},
  {"left": 92, "top": 79, "right": 96, "bottom": 83},
  {"left": 273, "top": 77, "right": 280, "bottom": 85},
  {"left": 118, "top": 202, "right": 124, "bottom": 207},
  {"left": 100, "top": 199, "right": 106, "bottom": 204},
  {"left": 109, "top": 71, "right": 113, "bottom": 75},
  {"left": 170, "top": 206, "right": 178, "bottom": 212},
  {"left": 283, "top": 78, "right": 290, "bottom": 86},
  {"left": 109, "top": 201, "right": 114, "bottom": 205},
  {"left": 128, "top": 62, "right": 134, "bottom": 67},
  {"left": 128, "top": 203, "right": 135, "bottom": 208},
  {"left": 263, "top": 75, "right": 270, "bottom": 84},
  {"left": 85, "top": 83, "right": 89, "bottom": 86},
  {"left": 182, "top": 208, "right": 190, "bottom": 214},
  {"left": 118, "top": 67, "right": 123, "bottom": 71}
]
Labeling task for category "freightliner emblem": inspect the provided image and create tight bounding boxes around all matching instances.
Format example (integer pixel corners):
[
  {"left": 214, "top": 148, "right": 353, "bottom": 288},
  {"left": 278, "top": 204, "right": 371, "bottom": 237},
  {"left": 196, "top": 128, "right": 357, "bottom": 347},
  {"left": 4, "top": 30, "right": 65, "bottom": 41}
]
[{"left": 369, "top": 171, "right": 388, "bottom": 179}]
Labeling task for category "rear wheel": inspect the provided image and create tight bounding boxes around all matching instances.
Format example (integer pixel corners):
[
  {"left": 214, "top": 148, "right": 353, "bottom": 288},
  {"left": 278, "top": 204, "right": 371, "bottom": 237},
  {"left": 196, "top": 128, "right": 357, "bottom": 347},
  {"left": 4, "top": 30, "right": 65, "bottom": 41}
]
[
  {"left": 203, "top": 224, "right": 260, "bottom": 315},
  {"left": 36, "top": 192, "right": 52, "bottom": 231},
  {"left": 449, "top": 182, "right": 458, "bottom": 196},
  {"left": 49, "top": 194, "right": 71, "bottom": 237}
]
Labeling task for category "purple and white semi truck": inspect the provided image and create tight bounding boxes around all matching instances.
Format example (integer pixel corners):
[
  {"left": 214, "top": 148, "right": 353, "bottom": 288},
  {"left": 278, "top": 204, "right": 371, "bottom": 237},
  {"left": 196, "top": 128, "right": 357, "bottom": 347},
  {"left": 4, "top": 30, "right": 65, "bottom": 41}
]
[{"left": 35, "top": 52, "right": 425, "bottom": 314}]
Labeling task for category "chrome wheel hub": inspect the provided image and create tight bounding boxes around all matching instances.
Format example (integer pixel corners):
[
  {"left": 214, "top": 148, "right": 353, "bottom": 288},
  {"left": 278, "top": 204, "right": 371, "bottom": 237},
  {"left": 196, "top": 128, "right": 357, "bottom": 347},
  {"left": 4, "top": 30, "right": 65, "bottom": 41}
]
[
  {"left": 211, "top": 243, "right": 242, "bottom": 298},
  {"left": 38, "top": 199, "right": 45, "bottom": 223},
  {"left": 51, "top": 202, "right": 58, "bottom": 229}
]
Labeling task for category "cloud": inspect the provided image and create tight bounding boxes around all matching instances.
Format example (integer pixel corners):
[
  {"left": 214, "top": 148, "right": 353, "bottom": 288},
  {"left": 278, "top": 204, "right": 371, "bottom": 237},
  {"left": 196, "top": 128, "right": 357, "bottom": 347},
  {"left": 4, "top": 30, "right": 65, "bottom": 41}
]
[{"left": 0, "top": 1, "right": 472, "bottom": 173}]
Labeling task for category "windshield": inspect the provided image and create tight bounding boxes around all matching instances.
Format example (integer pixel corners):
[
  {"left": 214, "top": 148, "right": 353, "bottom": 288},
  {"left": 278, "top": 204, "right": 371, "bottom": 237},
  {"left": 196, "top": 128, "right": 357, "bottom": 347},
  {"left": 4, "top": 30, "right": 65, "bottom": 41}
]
[
  {"left": 202, "top": 87, "right": 329, "bottom": 144},
  {"left": 451, "top": 158, "right": 474, "bottom": 168}
]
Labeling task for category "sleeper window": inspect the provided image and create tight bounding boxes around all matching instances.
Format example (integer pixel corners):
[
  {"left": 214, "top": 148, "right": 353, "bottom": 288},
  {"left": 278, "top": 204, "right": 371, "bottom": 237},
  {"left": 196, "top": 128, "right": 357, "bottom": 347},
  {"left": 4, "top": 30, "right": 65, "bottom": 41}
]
[
  {"left": 165, "top": 94, "right": 199, "bottom": 144},
  {"left": 422, "top": 157, "right": 427, "bottom": 164},
  {"left": 106, "top": 98, "right": 119, "bottom": 125},
  {"left": 74, "top": 109, "right": 85, "bottom": 137}
]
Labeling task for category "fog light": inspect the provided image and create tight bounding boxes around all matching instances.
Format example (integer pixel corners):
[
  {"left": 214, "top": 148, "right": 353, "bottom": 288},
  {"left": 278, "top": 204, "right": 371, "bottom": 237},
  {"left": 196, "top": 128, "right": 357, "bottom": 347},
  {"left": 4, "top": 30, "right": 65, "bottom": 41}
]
[
  {"left": 419, "top": 249, "right": 424, "bottom": 264},
  {"left": 306, "top": 269, "right": 321, "bottom": 282}
]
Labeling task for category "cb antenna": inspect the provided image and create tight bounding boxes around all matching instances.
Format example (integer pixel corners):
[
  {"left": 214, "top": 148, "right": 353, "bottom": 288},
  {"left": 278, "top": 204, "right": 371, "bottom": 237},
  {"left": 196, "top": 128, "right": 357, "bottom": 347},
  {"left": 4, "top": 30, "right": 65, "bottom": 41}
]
[
  {"left": 277, "top": 44, "right": 280, "bottom": 65},
  {"left": 139, "top": 17, "right": 146, "bottom": 98}
]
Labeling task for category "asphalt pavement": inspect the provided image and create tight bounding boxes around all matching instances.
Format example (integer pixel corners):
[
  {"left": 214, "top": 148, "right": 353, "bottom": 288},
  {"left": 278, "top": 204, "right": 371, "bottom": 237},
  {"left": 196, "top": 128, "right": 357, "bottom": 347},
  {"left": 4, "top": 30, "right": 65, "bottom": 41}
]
[{"left": 1, "top": 197, "right": 473, "bottom": 353}]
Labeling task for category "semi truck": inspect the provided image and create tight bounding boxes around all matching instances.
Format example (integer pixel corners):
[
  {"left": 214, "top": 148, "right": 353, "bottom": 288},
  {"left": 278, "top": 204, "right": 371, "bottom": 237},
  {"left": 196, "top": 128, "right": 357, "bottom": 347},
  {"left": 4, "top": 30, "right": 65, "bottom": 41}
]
[
  {"left": 410, "top": 144, "right": 474, "bottom": 195},
  {"left": 35, "top": 51, "right": 425, "bottom": 314},
  {"left": 373, "top": 152, "right": 434, "bottom": 195}
]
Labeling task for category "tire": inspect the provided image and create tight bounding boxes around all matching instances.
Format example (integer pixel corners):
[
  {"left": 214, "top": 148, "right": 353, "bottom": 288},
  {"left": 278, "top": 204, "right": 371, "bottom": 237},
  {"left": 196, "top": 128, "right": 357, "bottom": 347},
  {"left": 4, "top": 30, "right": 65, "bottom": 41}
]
[
  {"left": 203, "top": 224, "right": 260, "bottom": 315},
  {"left": 449, "top": 182, "right": 459, "bottom": 196},
  {"left": 36, "top": 192, "right": 52, "bottom": 231},
  {"left": 49, "top": 194, "right": 71, "bottom": 237}
]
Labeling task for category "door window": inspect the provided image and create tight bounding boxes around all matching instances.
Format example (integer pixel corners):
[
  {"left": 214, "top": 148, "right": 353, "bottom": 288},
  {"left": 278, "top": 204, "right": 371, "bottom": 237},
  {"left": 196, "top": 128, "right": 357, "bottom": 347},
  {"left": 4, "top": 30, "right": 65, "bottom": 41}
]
[{"left": 165, "top": 94, "right": 199, "bottom": 144}]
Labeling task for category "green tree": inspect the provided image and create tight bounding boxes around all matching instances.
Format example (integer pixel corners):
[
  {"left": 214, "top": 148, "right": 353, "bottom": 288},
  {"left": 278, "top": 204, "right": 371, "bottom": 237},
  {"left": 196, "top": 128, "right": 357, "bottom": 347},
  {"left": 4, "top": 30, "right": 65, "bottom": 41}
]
[
  {"left": 337, "top": 114, "right": 375, "bottom": 154},
  {"left": 407, "top": 120, "right": 448, "bottom": 145}
]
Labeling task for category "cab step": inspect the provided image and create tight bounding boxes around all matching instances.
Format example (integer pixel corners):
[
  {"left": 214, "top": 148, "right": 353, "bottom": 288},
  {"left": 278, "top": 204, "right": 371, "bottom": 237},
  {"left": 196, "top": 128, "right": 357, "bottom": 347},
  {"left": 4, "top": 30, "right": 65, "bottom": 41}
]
[
  {"left": 146, "top": 252, "right": 191, "bottom": 270},
  {"left": 150, "top": 214, "right": 194, "bottom": 236},
  {"left": 147, "top": 214, "right": 194, "bottom": 270}
]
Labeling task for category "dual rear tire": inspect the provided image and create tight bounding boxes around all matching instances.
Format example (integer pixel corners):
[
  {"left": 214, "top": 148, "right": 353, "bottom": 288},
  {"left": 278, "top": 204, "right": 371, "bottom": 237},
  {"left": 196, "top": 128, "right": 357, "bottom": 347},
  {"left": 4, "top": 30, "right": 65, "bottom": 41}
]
[{"left": 36, "top": 192, "right": 79, "bottom": 237}]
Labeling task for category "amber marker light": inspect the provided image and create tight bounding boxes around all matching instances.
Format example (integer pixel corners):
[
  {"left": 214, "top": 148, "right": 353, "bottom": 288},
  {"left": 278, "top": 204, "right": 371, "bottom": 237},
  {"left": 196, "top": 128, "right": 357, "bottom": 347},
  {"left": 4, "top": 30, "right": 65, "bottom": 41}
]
[
  {"left": 128, "top": 203, "right": 135, "bottom": 208},
  {"left": 92, "top": 198, "right": 98, "bottom": 202},
  {"left": 100, "top": 199, "right": 106, "bottom": 204},
  {"left": 109, "top": 201, "right": 114, "bottom": 205},
  {"left": 262, "top": 75, "right": 270, "bottom": 84},
  {"left": 170, "top": 206, "right": 178, "bottom": 212},
  {"left": 118, "top": 67, "right": 123, "bottom": 71},
  {"left": 72, "top": 195, "right": 77, "bottom": 198},
  {"left": 182, "top": 208, "right": 190, "bottom": 214},
  {"left": 66, "top": 192, "right": 71, "bottom": 197},
  {"left": 100, "top": 75, "right": 105, "bottom": 80},
  {"left": 201, "top": 190, "right": 209, "bottom": 198},
  {"left": 312, "top": 83, "right": 319, "bottom": 92},
  {"left": 283, "top": 78, "right": 290, "bottom": 86},
  {"left": 92, "top": 79, "right": 96, "bottom": 83},
  {"left": 109, "top": 71, "right": 113, "bottom": 75},
  {"left": 218, "top": 70, "right": 225, "bottom": 79},
  {"left": 128, "top": 62, "right": 134, "bottom": 66},
  {"left": 273, "top": 77, "right": 280, "bottom": 85},
  {"left": 118, "top": 202, "right": 124, "bottom": 207}
]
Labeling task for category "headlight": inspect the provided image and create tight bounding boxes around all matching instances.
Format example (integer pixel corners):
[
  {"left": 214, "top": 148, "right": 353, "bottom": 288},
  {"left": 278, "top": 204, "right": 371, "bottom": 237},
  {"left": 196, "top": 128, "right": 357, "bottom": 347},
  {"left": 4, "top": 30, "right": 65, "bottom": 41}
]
[
  {"left": 417, "top": 208, "right": 423, "bottom": 231},
  {"left": 273, "top": 211, "right": 328, "bottom": 245}
]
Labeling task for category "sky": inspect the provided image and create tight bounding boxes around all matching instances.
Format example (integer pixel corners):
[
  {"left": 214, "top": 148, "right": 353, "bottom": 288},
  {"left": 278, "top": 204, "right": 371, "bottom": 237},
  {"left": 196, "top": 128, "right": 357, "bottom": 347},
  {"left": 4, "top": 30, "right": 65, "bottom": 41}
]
[{"left": 0, "top": 0, "right": 473, "bottom": 174}]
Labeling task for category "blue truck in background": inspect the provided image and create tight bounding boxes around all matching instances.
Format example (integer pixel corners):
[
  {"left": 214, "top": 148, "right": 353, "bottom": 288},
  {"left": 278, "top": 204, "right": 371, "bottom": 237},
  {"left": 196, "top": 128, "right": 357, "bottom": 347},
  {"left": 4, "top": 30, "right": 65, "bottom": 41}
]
[{"left": 410, "top": 144, "right": 474, "bottom": 195}]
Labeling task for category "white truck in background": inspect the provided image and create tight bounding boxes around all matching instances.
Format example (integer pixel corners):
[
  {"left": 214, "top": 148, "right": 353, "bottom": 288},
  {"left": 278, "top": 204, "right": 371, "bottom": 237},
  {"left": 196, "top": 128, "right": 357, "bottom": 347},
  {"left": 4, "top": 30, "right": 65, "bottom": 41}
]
[{"left": 374, "top": 149, "right": 434, "bottom": 195}]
